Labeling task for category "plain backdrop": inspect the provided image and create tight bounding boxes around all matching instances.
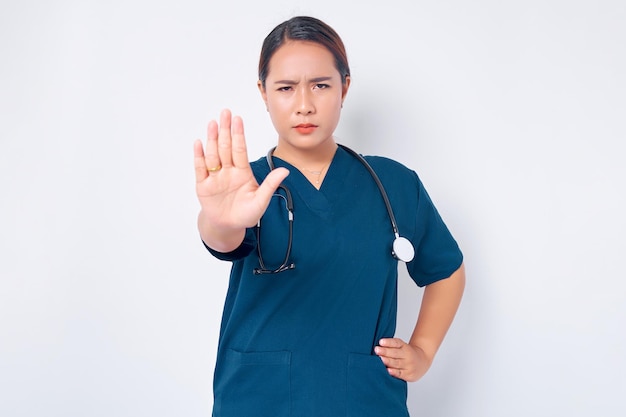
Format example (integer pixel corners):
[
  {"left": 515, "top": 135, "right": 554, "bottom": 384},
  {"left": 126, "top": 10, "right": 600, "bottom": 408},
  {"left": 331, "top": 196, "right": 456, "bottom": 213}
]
[{"left": 1, "top": 0, "right": 625, "bottom": 416}]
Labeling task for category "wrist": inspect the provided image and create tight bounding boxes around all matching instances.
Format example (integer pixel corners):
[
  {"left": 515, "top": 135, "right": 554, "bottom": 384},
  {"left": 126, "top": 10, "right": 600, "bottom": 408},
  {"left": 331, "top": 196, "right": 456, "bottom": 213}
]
[
  {"left": 408, "top": 341, "right": 436, "bottom": 367},
  {"left": 198, "top": 212, "right": 246, "bottom": 253}
]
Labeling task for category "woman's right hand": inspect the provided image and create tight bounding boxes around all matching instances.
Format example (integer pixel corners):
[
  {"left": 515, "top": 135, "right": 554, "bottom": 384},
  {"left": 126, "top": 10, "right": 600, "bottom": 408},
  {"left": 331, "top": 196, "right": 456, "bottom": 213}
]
[{"left": 193, "top": 109, "right": 289, "bottom": 252}]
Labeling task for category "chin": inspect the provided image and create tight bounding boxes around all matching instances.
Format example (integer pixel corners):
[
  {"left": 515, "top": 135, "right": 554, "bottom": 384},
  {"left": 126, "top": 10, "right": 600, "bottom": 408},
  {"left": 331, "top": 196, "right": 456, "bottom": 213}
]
[{"left": 290, "top": 137, "right": 333, "bottom": 150}]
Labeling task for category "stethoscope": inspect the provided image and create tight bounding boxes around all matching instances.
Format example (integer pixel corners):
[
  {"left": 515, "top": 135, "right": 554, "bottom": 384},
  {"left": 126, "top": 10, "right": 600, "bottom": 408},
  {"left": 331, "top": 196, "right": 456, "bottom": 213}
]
[{"left": 253, "top": 144, "right": 415, "bottom": 274}]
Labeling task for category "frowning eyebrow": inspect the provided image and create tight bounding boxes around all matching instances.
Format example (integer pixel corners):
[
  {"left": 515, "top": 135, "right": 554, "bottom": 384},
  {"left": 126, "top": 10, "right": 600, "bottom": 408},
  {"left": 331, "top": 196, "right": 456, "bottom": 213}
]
[{"left": 272, "top": 76, "right": 334, "bottom": 85}]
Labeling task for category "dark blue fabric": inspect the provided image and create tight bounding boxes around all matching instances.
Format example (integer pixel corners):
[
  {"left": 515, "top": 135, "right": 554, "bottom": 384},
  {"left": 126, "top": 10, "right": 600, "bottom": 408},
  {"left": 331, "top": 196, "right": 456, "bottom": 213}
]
[{"left": 205, "top": 146, "right": 463, "bottom": 417}]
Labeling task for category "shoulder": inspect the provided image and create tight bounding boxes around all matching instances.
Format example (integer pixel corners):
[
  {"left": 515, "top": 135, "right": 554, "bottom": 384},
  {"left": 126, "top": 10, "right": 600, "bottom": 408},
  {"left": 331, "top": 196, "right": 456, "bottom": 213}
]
[
  {"left": 336, "top": 145, "right": 423, "bottom": 193},
  {"left": 361, "top": 154, "right": 420, "bottom": 186},
  {"left": 356, "top": 153, "right": 430, "bottom": 213},
  {"left": 362, "top": 154, "right": 411, "bottom": 172}
]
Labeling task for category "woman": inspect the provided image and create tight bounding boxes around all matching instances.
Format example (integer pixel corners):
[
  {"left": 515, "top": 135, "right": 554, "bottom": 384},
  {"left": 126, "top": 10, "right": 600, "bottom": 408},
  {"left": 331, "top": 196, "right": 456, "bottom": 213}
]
[{"left": 194, "top": 16, "right": 465, "bottom": 417}]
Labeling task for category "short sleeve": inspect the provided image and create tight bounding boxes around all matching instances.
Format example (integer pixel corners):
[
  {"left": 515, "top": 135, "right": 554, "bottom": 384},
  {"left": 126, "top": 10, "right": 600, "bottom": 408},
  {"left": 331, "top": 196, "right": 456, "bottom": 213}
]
[{"left": 407, "top": 174, "right": 463, "bottom": 287}]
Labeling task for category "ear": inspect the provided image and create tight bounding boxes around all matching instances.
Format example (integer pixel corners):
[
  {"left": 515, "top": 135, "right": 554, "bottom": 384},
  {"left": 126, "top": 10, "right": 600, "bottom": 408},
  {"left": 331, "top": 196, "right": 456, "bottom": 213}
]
[
  {"left": 341, "top": 75, "right": 351, "bottom": 106},
  {"left": 257, "top": 80, "right": 269, "bottom": 109}
]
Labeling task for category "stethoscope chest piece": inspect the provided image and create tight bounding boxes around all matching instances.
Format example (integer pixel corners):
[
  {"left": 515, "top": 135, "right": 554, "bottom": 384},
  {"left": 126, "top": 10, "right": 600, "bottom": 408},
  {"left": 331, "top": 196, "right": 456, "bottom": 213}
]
[
  {"left": 392, "top": 236, "right": 415, "bottom": 263},
  {"left": 260, "top": 144, "right": 417, "bottom": 274}
]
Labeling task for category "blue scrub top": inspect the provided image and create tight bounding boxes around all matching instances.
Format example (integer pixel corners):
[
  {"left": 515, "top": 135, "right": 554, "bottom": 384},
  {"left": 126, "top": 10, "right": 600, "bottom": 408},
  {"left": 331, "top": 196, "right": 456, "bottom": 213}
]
[{"left": 205, "top": 146, "right": 463, "bottom": 417}]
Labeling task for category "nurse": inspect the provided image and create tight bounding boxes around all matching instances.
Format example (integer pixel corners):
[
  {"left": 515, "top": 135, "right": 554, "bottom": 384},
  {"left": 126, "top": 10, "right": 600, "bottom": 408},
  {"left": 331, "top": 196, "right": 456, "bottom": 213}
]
[{"left": 194, "top": 16, "right": 465, "bottom": 417}]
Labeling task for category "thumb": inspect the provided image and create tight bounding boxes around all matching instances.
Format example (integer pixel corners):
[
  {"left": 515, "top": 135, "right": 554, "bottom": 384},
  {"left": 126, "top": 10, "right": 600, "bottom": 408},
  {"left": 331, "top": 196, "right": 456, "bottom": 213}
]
[{"left": 256, "top": 167, "right": 290, "bottom": 204}]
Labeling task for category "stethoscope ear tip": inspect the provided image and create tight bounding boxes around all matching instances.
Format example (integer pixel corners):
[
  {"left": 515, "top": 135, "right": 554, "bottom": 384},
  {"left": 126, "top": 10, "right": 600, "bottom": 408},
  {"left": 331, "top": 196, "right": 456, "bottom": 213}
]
[{"left": 392, "top": 236, "right": 415, "bottom": 263}]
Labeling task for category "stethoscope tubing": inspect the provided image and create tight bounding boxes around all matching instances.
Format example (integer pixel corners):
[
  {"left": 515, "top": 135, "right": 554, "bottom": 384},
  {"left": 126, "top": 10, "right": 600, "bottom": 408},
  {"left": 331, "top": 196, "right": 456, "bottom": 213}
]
[{"left": 262, "top": 144, "right": 415, "bottom": 267}]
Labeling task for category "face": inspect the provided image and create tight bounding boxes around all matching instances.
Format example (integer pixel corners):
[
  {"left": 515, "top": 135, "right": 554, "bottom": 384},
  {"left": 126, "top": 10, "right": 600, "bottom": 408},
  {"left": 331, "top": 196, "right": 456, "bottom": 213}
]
[{"left": 258, "top": 40, "right": 350, "bottom": 154}]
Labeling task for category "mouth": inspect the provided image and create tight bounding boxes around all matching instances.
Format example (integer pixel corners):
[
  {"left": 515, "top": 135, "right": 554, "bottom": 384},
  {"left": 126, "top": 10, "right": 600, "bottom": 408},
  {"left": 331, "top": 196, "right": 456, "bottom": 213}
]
[{"left": 294, "top": 123, "right": 318, "bottom": 134}]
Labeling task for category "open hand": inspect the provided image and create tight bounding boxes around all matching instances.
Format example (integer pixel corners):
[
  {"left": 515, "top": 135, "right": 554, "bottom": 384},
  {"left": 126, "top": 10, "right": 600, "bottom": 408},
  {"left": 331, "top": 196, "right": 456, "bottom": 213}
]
[{"left": 194, "top": 109, "right": 289, "bottom": 248}]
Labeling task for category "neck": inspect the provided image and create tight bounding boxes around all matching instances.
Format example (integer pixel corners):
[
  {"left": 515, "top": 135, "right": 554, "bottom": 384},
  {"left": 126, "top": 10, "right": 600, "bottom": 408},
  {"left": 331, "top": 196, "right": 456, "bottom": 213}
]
[
  {"left": 272, "top": 139, "right": 338, "bottom": 169},
  {"left": 272, "top": 140, "right": 337, "bottom": 189}
]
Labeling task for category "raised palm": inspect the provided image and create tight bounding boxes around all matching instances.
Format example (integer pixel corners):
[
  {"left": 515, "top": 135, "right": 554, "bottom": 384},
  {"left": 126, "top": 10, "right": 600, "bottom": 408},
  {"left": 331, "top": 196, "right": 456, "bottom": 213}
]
[{"left": 194, "top": 109, "right": 289, "bottom": 233}]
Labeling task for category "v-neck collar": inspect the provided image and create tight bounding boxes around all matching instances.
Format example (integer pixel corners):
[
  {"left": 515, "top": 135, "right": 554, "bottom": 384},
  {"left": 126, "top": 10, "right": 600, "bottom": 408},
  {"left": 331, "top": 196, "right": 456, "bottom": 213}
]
[
  {"left": 269, "top": 147, "right": 343, "bottom": 190},
  {"left": 268, "top": 147, "right": 352, "bottom": 217}
]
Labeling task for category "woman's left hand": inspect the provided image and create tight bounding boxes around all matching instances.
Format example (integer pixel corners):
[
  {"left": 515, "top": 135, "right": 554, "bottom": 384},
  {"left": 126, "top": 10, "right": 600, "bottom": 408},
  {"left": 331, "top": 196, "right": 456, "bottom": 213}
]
[{"left": 374, "top": 338, "right": 432, "bottom": 382}]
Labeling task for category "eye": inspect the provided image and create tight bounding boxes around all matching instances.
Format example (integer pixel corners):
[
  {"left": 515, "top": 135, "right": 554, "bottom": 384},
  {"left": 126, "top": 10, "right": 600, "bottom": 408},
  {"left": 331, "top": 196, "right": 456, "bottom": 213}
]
[
  {"left": 277, "top": 86, "right": 292, "bottom": 92},
  {"left": 314, "top": 83, "right": 330, "bottom": 90}
]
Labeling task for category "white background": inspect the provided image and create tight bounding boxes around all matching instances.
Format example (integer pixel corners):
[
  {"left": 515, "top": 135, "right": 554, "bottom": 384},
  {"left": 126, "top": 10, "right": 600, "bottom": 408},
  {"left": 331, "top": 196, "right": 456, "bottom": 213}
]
[{"left": 1, "top": 0, "right": 625, "bottom": 416}]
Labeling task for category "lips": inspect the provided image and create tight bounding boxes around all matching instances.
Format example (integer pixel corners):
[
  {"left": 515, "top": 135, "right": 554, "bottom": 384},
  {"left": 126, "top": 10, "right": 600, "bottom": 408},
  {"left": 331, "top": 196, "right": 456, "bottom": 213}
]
[{"left": 294, "top": 123, "right": 317, "bottom": 134}]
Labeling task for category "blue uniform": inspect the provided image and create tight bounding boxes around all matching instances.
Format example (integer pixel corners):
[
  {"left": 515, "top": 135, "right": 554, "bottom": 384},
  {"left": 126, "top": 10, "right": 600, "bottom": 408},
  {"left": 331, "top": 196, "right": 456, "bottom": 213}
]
[{"left": 205, "top": 146, "right": 463, "bottom": 417}]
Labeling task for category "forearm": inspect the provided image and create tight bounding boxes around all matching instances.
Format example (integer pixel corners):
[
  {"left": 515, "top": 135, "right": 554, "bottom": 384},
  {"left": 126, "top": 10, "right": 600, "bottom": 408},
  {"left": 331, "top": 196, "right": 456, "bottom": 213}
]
[
  {"left": 409, "top": 263, "right": 466, "bottom": 365},
  {"left": 198, "top": 210, "right": 247, "bottom": 253}
]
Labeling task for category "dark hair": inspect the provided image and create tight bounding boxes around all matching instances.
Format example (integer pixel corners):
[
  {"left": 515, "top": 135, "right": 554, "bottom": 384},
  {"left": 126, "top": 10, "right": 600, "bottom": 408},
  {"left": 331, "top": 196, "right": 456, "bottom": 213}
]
[{"left": 258, "top": 16, "right": 350, "bottom": 88}]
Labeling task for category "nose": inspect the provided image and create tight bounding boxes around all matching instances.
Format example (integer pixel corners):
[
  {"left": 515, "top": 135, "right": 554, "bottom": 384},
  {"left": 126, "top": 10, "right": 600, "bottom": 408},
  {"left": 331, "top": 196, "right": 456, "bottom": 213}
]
[{"left": 295, "top": 87, "right": 315, "bottom": 115}]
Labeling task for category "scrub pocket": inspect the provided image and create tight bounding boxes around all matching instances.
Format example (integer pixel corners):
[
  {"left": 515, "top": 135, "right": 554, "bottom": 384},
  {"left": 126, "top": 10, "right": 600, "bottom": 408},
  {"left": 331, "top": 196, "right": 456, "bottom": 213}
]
[
  {"left": 214, "top": 349, "right": 291, "bottom": 417},
  {"left": 347, "top": 353, "right": 409, "bottom": 417}
]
